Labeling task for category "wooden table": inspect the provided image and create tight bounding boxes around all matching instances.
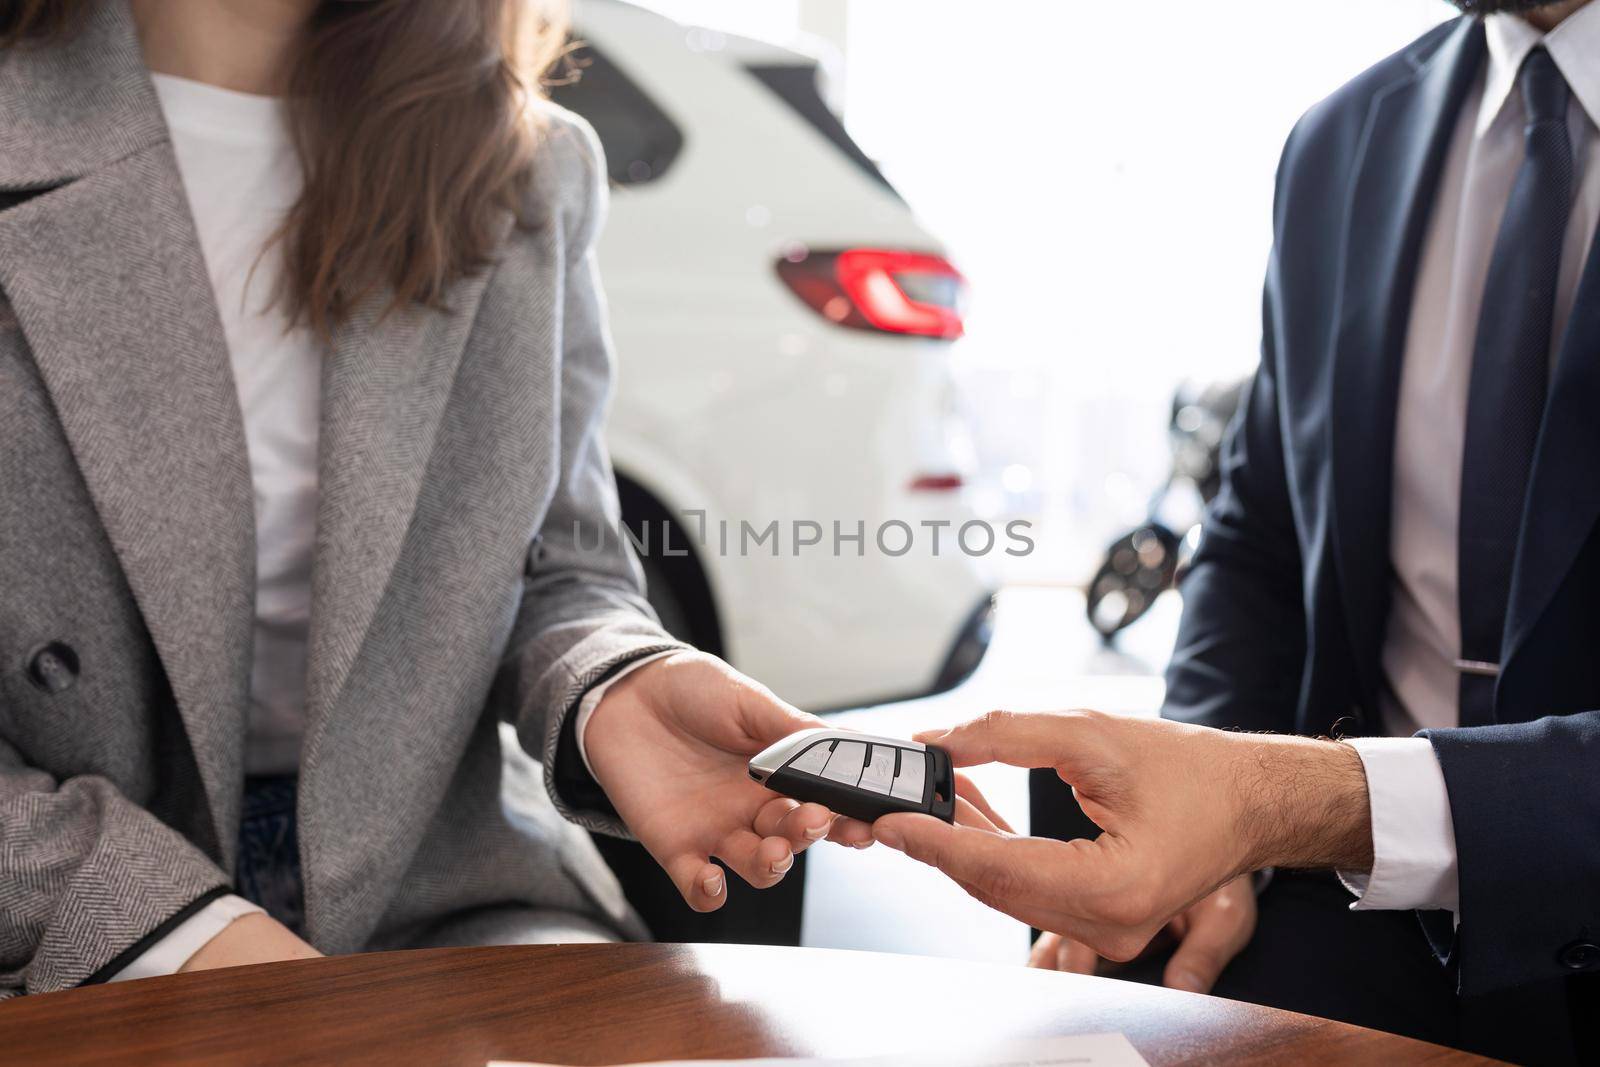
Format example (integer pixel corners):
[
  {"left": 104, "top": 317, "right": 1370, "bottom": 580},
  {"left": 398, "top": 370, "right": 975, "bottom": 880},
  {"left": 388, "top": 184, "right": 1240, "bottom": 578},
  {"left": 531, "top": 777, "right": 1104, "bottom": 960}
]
[{"left": 0, "top": 943, "right": 1494, "bottom": 1065}]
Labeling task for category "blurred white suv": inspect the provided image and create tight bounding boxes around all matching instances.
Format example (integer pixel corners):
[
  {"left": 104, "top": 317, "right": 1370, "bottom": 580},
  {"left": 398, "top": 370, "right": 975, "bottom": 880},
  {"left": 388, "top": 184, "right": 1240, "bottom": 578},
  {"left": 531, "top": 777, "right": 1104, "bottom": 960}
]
[{"left": 557, "top": 0, "right": 996, "bottom": 711}]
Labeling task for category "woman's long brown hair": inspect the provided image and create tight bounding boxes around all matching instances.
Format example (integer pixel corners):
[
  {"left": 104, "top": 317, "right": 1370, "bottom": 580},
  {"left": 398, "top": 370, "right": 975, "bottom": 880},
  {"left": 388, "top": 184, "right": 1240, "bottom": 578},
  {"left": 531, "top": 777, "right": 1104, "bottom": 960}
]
[{"left": 1, "top": 0, "right": 570, "bottom": 337}]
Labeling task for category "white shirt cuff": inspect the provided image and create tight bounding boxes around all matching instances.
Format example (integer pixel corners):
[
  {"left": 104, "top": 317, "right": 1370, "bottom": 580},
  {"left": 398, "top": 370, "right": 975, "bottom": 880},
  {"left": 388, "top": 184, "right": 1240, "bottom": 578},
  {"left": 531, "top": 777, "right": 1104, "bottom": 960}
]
[
  {"left": 573, "top": 651, "right": 677, "bottom": 778},
  {"left": 1339, "top": 737, "right": 1460, "bottom": 913},
  {"left": 108, "top": 894, "right": 265, "bottom": 982}
]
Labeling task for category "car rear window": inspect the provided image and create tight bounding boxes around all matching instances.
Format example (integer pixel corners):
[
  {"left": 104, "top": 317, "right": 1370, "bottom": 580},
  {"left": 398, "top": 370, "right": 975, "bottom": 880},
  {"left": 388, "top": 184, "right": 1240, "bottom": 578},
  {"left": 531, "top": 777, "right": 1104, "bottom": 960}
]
[
  {"left": 549, "top": 43, "right": 685, "bottom": 185},
  {"left": 743, "top": 63, "right": 902, "bottom": 200}
]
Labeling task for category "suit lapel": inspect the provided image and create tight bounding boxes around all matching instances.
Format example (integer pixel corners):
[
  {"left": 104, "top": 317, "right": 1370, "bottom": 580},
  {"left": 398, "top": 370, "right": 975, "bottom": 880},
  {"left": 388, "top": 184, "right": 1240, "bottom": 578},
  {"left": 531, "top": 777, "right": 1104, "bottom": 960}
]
[
  {"left": 0, "top": 1, "right": 256, "bottom": 861},
  {"left": 300, "top": 261, "right": 503, "bottom": 756},
  {"left": 1328, "top": 20, "right": 1484, "bottom": 712},
  {"left": 1504, "top": 223, "right": 1600, "bottom": 674}
]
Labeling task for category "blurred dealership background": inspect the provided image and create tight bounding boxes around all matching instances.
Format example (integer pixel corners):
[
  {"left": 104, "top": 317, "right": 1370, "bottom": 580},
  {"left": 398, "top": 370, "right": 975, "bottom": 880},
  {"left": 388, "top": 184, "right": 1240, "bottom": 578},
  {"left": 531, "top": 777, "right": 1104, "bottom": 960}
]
[
  {"left": 624, "top": 0, "right": 1450, "bottom": 583},
  {"left": 559, "top": 0, "right": 1463, "bottom": 960},
  {"left": 532, "top": 0, "right": 1497, "bottom": 962}
]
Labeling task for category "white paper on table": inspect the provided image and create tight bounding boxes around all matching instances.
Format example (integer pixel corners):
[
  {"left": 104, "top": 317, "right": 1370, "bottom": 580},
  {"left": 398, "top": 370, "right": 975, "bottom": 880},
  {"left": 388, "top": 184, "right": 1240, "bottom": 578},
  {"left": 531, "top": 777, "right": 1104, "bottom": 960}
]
[{"left": 489, "top": 1031, "right": 1149, "bottom": 1067}]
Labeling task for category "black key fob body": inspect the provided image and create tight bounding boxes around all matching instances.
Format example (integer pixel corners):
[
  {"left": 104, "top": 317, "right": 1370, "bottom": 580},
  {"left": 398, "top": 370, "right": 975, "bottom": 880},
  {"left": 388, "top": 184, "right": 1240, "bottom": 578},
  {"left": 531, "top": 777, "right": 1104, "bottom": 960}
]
[{"left": 748, "top": 728, "right": 956, "bottom": 824}]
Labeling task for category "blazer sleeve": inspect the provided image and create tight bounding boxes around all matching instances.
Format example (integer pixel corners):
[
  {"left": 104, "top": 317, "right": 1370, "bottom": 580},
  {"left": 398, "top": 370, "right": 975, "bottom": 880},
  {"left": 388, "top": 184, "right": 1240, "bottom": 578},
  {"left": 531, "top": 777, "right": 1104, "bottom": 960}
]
[
  {"left": 1420, "top": 712, "right": 1600, "bottom": 996},
  {"left": 1162, "top": 249, "right": 1307, "bottom": 734},
  {"left": 0, "top": 738, "right": 232, "bottom": 996},
  {"left": 490, "top": 111, "right": 690, "bottom": 837}
]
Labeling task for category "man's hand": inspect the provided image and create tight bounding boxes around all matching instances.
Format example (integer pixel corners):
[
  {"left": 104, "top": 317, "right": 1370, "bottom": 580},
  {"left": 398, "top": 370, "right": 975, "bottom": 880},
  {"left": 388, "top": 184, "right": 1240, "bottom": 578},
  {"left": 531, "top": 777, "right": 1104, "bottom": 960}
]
[
  {"left": 1029, "top": 877, "right": 1256, "bottom": 993},
  {"left": 872, "top": 711, "right": 1370, "bottom": 964},
  {"left": 178, "top": 913, "right": 321, "bottom": 973},
  {"left": 583, "top": 651, "right": 874, "bottom": 911}
]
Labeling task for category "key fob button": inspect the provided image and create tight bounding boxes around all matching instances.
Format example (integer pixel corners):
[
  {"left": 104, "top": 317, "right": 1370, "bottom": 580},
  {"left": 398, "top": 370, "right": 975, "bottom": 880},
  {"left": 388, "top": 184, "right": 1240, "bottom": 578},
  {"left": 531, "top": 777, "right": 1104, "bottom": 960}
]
[
  {"left": 820, "top": 740, "right": 868, "bottom": 784},
  {"left": 890, "top": 748, "right": 927, "bottom": 801},
  {"left": 858, "top": 744, "right": 896, "bottom": 795},
  {"left": 785, "top": 740, "right": 834, "bottom": 777},
  {"left": 748, "top": 729, "right": 954, "bottom": 824}
]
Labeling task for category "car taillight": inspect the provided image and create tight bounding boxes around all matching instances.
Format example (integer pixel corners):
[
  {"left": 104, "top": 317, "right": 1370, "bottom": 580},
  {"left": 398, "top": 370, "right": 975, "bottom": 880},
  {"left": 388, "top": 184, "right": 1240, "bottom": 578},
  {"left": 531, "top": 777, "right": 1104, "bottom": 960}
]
[
  {"left": 776, "top": 248, "right": 967, "bottom": 340},
  {"left": 908, "top": 473, "right": 965, "bottom": 492}
]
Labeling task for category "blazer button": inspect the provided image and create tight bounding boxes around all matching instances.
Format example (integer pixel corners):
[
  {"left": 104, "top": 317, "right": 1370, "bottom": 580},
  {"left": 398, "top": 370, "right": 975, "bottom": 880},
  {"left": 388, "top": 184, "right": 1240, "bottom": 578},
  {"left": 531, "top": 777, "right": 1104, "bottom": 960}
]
[
  {"left": 1559, "top": 940, "right": 1600, "bottom": 971},
  {"left": 25, "top": 641, "right": 80, "bottom": 694}
]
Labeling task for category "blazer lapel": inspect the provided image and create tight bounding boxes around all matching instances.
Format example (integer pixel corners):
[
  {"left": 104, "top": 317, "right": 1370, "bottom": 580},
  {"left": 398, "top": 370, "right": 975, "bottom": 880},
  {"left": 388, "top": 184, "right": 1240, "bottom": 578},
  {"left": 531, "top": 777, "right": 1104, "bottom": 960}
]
[
  {"left": 300, "top": 262, "right": 504, "bottom": 756},
  {"left": 1328, "top": 19, "right": 1484, "bottom": 712},
  {"left": 0, "top": 3, "right": 254, "bottom": 861},
  {"left": 1503, "top": 222, "right": 1600, "bottom": 677}
]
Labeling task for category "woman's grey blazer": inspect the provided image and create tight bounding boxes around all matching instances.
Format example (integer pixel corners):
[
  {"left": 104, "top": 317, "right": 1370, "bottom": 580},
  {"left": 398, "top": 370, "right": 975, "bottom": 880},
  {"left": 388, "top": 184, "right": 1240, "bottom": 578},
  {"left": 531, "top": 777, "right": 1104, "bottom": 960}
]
[{"left": 0, "top": 1, "right": 688, "bottom": 995}]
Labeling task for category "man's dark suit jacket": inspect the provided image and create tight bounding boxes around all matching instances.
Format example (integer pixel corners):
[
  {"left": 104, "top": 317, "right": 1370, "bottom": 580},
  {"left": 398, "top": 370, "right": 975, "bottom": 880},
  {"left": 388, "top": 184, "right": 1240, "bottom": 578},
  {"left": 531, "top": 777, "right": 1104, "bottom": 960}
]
[{"left": 1163, "top": 15, "right": 1600, "bottom": 1062}]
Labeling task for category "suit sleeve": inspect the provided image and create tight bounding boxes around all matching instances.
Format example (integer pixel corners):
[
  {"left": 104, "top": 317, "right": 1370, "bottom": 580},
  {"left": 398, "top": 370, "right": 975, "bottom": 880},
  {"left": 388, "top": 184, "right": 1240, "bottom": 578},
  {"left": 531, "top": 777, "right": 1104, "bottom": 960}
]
[
  {"left": 0, "top": 738, "right": 232, "bottom": 996},
  {"left": 488, "top": 112, "right": 690, "bottom": 837},
  {"left": 1420, "top": 713, "right": 1600, "bottom": 996},
  {"left": 1162, "top": 240, "right": 1307, "bottom": 733}
]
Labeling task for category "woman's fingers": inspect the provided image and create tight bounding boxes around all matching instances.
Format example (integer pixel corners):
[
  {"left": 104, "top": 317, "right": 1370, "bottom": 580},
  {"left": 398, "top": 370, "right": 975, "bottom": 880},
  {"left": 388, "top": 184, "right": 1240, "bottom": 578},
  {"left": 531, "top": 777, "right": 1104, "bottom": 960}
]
[
  {"left": 732, "top": 677, "right": 827, "bottom": 750},
  {"left": 664, "top": 852, "right": 728, "bottom": 913},
  {"left": 827, "top": 814, "right": 875, "bottom": 848},
  {"left": 756, "top": 797, "right": 833, "bottom": 850},
  {"left": 713, "top": 827, "right": 795, "bottom": 890}
]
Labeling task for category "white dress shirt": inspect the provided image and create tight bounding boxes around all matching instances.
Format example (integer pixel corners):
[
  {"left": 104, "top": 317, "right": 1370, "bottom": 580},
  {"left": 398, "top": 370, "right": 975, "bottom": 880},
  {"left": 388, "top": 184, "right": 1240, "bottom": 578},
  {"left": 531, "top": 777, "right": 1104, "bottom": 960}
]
[{"left": 1344, "top": 8, "right": 1600, "bottom": 913}]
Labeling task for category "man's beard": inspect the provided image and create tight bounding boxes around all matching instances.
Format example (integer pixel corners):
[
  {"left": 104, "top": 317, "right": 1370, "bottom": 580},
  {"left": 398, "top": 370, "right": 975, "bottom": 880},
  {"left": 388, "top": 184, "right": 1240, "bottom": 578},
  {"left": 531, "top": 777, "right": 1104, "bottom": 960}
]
[{"left": 1447, "top": 0, "right": 1567, "bottom": 11}]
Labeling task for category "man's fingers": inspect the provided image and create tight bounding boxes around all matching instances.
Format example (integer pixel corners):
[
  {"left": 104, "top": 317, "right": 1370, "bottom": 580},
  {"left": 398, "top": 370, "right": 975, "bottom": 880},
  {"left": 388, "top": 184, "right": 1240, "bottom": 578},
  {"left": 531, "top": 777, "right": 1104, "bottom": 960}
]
[
  {"left": 1162, "top": 883, "right": 1256, "bottom": 994},
  {"left": 954, "top": 772, "right": 1014, "bottom": 833},
  {"left": 1162, "top": 921, "right": 1236, "bottom": 995},
  {"left": 1059, "top": 937, "right": 1099, "bottom": 975},
  {"left": 873, "top": 813, "right": 1083, "bottom": 912},
  {"left": 1028, "top": 931, "right": 1061, "bottom": 968},
  {"left": 953, "top": 795, "right": 999, "bottom": 832},
  {"left": 882, "top": 819, "right": 1145, "bottom": 960},
  {"left": 665, "top": 853, "right": 728, "bottom": 913},
  {"left": 1028, "top": 931, "right": 1097, "bottom": 975},
  {"left": 915, "top": 710, "right": 1094, "bottom": 770},
  {"left": 950, "top": 875, "right": 1097, "bottom": 942}
]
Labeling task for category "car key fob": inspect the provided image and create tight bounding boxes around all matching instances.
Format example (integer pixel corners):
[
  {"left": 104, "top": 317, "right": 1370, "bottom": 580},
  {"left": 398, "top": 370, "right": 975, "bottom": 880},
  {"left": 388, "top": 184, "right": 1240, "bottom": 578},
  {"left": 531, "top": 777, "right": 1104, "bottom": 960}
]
[{"left": 748, "top": 728, "right": 956, "bottom": 824}]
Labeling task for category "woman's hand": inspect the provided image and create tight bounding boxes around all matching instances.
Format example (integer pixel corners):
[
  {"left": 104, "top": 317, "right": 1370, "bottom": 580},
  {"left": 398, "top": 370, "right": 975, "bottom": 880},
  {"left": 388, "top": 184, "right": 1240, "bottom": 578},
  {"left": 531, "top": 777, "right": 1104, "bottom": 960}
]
[
  {"left": 1028, "top": 877, "right": 1257, "bottom": 993},
  {"left": 582, "top": 652, "right": 875, "bottom": 911},
  {"left": 178, "top": 913, "right": 321, "bottom": 973}
]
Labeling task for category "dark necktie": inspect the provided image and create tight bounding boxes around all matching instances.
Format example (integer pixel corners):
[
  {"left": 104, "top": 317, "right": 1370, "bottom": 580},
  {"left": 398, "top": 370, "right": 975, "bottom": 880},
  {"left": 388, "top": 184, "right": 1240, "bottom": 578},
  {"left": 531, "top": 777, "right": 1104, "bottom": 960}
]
[{"left": 1457, "top": 47, "right": 1574, "bottom": 728}]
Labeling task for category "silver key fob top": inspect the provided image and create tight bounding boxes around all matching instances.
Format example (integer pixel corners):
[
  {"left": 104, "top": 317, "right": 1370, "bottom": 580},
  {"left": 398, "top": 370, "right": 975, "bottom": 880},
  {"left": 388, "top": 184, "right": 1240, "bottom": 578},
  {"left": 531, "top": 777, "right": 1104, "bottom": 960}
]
[{"left": 748, "top": 728, "right": 956, "bottom": 823}]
